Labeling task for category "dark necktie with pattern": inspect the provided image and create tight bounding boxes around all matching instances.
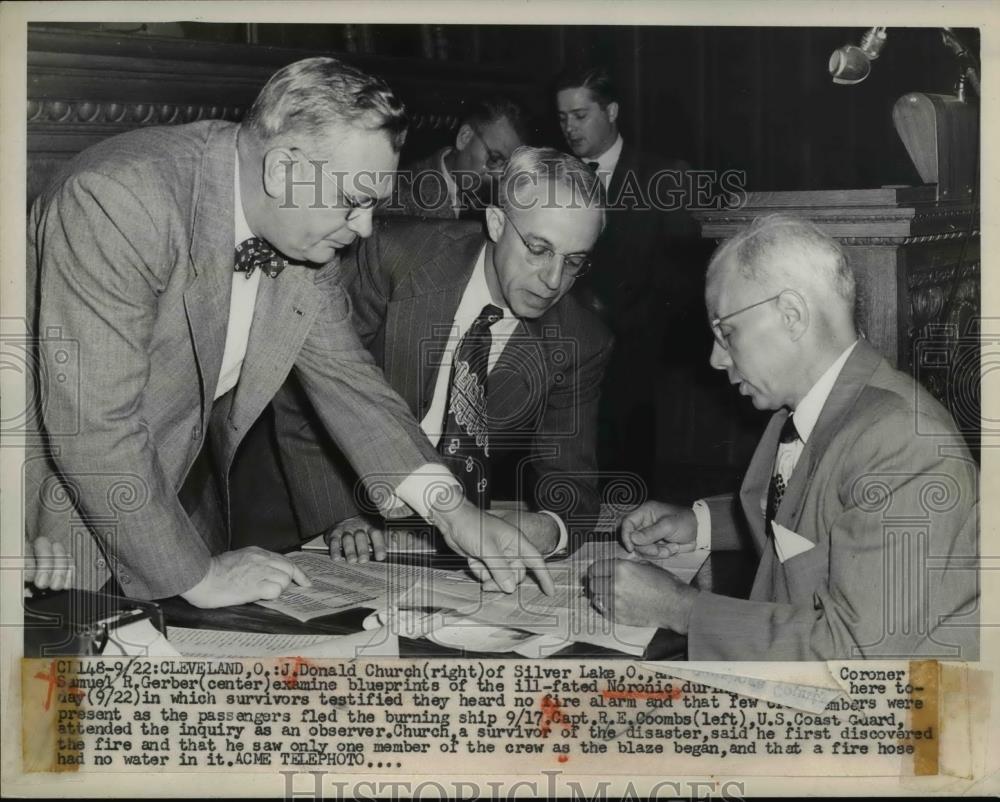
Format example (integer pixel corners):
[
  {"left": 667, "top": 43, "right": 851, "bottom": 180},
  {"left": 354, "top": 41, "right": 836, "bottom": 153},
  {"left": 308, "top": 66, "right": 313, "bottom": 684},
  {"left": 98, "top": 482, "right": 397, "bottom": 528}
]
[
  {"left": 438, "top": 304, "right": 504, "bottom": 509},
  {"left": 586, "top": 161, "right": 600, "bottom": 172},
  {"left": 766, "top": 415, "right": 801, "bottom": 528},
  {"left": 235, "top": 237, "right": 286, "bottom": 279}
]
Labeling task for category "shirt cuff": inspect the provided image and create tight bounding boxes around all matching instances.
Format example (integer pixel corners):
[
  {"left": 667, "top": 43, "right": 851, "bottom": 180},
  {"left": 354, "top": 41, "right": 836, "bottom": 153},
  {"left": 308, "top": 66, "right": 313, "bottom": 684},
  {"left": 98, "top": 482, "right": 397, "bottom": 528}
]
[
  {"left": 385, "top": 464, "right": 463, "bottom": 520},
  {"left": 692, "top": 499, "right": 712, "bottom": 551},
  {"left": 537, "top": 510, "right": 569, "bottom": 557}
]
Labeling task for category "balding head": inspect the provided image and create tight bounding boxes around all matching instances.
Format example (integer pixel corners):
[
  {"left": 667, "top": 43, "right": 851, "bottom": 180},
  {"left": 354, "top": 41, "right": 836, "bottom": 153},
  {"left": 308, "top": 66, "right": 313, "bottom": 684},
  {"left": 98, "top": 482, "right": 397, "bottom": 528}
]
[
  {"left": 705, "top": 214, "right": 860, "bottom": 411},
  {"left": 707, "top": 214, "right": 857, "bottom": 336}
]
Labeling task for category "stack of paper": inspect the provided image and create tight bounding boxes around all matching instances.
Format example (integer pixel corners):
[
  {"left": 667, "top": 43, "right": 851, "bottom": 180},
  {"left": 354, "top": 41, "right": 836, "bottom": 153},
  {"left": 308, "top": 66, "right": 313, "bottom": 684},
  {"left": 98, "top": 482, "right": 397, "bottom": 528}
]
[
  {"left": 390, "top": 541, "right": 709, "bottom": 656},
  {"left": 166, "top": 626, "right": 399, "bottom": 658},
  {"left": 255, "top": 551, "right": 468, "bottom": 622}
]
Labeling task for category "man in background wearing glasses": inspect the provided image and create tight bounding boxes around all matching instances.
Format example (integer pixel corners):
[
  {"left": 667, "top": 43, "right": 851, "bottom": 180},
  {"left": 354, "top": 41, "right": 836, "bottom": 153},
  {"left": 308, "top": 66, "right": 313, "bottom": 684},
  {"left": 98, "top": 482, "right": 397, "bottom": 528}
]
[
  {"left": 388, "top": 95, "right": 529, "bottom": 220},
  {"left": 586, "top": 214, "right": 978, "bottom": 660},
  {"left": 272, "top": 147, "right": 611, "bottom": 562}
]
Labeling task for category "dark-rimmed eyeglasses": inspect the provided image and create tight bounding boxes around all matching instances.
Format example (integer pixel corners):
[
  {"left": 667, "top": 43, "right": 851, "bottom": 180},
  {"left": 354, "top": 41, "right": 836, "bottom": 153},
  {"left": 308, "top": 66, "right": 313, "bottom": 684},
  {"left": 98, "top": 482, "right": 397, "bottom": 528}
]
[
  {"left": 710, "top": 293, "right": 783, "bottom": 349},
  {"left": 468, "top": 127, "right": 510, "bottom": 171},
  {"left": 504, "top": 214, "right": 594, "bottom": 279}
]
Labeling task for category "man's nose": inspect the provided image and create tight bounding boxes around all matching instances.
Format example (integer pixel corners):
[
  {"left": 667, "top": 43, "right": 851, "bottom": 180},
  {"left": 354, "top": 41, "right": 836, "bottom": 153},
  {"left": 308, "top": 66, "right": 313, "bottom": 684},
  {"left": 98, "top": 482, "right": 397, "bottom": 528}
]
[
  {"left": 347, "top": 207, "right": 374, "bottom": 239},
  {"left": 539, "top": 258, "right": 564, "bottom": 291},
  {"left": 709, "top": 340, "right": 731, "bottom": 371}
]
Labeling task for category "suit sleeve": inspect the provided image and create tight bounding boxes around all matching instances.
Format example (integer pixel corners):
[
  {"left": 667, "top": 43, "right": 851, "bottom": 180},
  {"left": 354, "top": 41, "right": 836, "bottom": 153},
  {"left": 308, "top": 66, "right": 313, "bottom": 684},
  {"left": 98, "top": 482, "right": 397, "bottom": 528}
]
[
  {"left": 703, "top": 493, "right": 747, "bottom": 551},
  {"left": 31, "top": 172, "right": 213, "bottom": 599},
  {"left": 687, "top": 410, "right": 979, "bottom": 660},
  {"left": 530, "top": 328, "right": 612, "bottom": 530},
  {"left": 281, "top": 225, "right": 442, "bottom": 527},
  {"left": 342, "top": 220, "right": 394, "bottom": 345}
]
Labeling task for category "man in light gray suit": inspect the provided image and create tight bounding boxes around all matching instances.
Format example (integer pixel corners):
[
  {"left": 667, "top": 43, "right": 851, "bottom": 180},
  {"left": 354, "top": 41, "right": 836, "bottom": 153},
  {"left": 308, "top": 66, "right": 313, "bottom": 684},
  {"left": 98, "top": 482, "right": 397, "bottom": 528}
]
[
  {"left": 587, "top": 215, "right": 978, "bottom": 660},
  {"left": 26, "top": 57, "right": 552, "bottom": 608}
]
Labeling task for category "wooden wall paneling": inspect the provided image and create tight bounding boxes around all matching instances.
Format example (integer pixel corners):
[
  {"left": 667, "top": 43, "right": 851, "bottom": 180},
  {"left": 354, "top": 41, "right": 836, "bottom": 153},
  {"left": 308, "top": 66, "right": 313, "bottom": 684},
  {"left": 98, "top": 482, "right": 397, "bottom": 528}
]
[{"left": 26, "top": 28, "right": 543, "bottom": 204}]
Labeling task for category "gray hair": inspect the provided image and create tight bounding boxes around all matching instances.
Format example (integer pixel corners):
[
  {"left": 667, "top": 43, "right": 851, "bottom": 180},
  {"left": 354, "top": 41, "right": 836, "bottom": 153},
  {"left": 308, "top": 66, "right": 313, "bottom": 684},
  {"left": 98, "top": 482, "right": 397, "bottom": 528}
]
[
  {"left": 242, "top": 57, "right": 408, "bottom": 151},
  {"left": 708, "top": 213, "right": 855, "bottom": 307},
  {"left": 497, "top": 146, "right": 606, "bottom": 225}
]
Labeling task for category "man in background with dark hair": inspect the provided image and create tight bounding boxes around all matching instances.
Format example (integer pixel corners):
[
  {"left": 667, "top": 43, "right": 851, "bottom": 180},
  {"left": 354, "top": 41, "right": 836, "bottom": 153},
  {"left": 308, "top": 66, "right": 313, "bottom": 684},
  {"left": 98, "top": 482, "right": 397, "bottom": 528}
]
[
  {"left": 555, "top": 64, "right": 700, "bottom": 494},
  {"left": 390, "top": 95, "right": 530, "bottom": 218}
]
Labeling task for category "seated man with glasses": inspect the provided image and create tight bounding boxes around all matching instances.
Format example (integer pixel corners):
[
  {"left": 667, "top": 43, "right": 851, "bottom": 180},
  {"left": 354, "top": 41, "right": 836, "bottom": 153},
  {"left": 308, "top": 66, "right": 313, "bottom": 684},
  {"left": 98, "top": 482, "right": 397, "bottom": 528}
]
[
  {"left": 586, "top": 214, "right": 979, "bottom": 660},
  {"left": 387, "top": 95, "right": 529, "bottom": 219},
  {"left": 271, "top": 147, "right": 612, "bottom": 561}
]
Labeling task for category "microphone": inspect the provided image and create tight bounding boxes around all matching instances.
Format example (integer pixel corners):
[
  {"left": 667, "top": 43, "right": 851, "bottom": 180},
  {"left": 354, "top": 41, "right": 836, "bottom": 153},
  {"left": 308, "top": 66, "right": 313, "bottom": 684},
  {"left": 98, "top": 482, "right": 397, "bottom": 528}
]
[{"left": 828, "top": 26, "right": 887, "bottom": 85}]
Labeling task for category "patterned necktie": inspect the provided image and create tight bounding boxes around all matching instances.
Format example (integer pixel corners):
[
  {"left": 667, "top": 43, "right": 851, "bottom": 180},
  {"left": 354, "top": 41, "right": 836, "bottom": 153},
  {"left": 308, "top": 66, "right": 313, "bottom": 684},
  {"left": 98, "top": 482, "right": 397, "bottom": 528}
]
[
  {"left": 235, "top": 237, "right": 286, "bottom": 279},
  {"left": 586, "top": 161, "right": 600, "bottom": 172},
  {"left": 438, "top": 304, "right": 504, "bottom": 509},
  {"left": 766, "top": 415, "right": 801, "bottom": 528}
]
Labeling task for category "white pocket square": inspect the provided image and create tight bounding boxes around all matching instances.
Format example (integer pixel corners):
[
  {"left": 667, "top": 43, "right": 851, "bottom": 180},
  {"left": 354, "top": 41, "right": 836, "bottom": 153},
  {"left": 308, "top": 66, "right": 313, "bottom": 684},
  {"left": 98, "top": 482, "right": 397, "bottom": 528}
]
[{"left": 771, "top": 522, "right": 815, "bottom": 563}]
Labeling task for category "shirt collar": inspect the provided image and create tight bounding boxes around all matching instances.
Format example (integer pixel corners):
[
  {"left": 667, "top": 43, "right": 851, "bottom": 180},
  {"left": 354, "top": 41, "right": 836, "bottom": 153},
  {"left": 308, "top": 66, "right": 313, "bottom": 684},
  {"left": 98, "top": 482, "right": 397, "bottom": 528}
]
[
  {"left": 467, "top": 245, "right": 511, "bottom": 317},
  {"left": 791, "top": 340, "right": 858, "bottom": 442},
  {"left": 439, "top": 146, "right": 459, "bottom": 209},
  {"left": 234, "top": 148, "right": 253, "bottom": 245},
  {"left": 592, "top": 134, "right": 624, "bottom": 174}
]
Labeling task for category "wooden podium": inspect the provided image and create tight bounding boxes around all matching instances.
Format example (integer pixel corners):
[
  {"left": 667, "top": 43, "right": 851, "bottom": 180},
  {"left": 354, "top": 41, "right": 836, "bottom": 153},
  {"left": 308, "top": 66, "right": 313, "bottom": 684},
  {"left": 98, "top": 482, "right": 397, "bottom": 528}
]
[{"left": 695, "top": 187, "right": 981, "bottom": 455}]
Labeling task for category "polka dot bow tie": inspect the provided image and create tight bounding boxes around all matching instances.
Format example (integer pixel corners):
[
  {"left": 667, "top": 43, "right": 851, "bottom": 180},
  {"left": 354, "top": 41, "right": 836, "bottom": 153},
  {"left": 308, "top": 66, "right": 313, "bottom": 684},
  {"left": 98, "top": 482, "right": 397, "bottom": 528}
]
[{"left": 234, "top": 237, "right": 286, "bottom": 279}]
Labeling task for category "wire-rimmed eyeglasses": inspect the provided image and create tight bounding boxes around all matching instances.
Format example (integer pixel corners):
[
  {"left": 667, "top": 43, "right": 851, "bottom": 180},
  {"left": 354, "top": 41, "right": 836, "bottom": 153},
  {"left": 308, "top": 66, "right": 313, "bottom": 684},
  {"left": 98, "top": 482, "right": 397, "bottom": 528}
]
[
  {"left": 710, "top": 293, "right": 783, "bottom": 349},
  {"left": 504, "top": 214, "right": 594, "bottom": 279}
]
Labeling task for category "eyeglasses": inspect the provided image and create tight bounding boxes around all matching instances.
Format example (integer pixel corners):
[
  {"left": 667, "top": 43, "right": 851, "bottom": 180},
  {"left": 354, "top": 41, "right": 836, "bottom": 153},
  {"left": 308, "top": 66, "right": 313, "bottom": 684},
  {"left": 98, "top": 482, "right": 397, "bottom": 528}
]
[
  {"left": 294, "top": 148, "right": 380, "bottom": 220},
  {"left": 340, "top": 192, "right": 378, "bottom": 220},
  {"left": 504, "top": 214, "right": 594, "bottom": 279},
  {"left": 710, "top": 293, "right": 783, "bottom": 349},
  {"left": 468, "top": 127, "right": 510, "bottom": 171}
]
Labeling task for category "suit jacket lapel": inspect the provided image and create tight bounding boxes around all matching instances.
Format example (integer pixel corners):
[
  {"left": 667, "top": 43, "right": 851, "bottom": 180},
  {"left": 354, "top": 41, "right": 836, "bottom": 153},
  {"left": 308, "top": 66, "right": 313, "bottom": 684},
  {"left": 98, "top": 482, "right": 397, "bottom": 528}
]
[
  {"left": 487, "top": 318, "right": 538, "bottom": 425},
  {"left": 607, "top": 142, "right": 635, "bottom": 205},
  {"left": 399, "top": 233, "right": 481, "bottom": 418},
  {"left": 228, "top": 265, "right": 323, "bottom": 434},
  {"left": 778, "top": 339, "right": 883, "bottom": 537},
  {"left": 740, "top": 410, "right": 785, "bottom": 554},
  {"left": 185, "top": 124, "right": 237, "bottom": 427}
]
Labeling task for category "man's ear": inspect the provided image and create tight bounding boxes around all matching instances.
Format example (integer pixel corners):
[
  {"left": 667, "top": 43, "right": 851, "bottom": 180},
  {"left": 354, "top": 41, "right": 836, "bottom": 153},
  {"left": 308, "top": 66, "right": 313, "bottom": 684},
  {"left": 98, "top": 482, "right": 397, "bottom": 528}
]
[
  {"left": 605, "top": 101, "right": 619, "bottom": 125},
  {"left": 776, "top": 290, "right": 810, "bottom": 341},
  {"left": 485, "top": 206, "right": 504, "bottom": 243},
  {"left": 262, "top": 147, "right": 297, "bottom": 200},
  {"left": 455, "top": 123, "right": 474, "bottom": 152}
]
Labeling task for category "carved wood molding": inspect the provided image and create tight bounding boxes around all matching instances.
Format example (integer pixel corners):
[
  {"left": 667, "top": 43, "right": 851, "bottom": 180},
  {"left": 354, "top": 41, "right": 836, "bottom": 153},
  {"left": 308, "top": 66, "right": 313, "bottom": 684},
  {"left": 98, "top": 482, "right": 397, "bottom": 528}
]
[
  {"left": 908, "top": 262, "right": 980, "bottom": 330},
  {"left": 26, "top": 28, "right": 524, "bottom": 164},
  {"left": 26, "top": 98, "right": 461, "bottom": 143},
  {"left": 694, "top": 188, "right": 979, "bottom": 242},
  {"left": 27, "top": 99, "right": 246, "bottom": 127}
]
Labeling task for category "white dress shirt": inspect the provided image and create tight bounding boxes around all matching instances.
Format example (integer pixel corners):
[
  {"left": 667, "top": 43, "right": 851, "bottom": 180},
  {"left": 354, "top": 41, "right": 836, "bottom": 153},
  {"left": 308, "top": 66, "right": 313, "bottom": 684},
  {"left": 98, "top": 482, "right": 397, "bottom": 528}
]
[
  {"left": 215, "top": 152, "right": 263, "bottom": 400},
  {"left": 438, "top": 147, "right": 461, "bottom": 219},
  {"left": 419, "top": 246, "right": 568, "bottom": 554},
  {"left": 590, "top": 134, "right": 624, "bottom": 191},
  {"left": 218, "top": 149, "right": 457, "bottom": 521},
  {"left": 694, "top": 340, "right": 860, "bottom": 549},
  {"left": 420, "top": 246, "right": 518, "bottom": 444}
]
